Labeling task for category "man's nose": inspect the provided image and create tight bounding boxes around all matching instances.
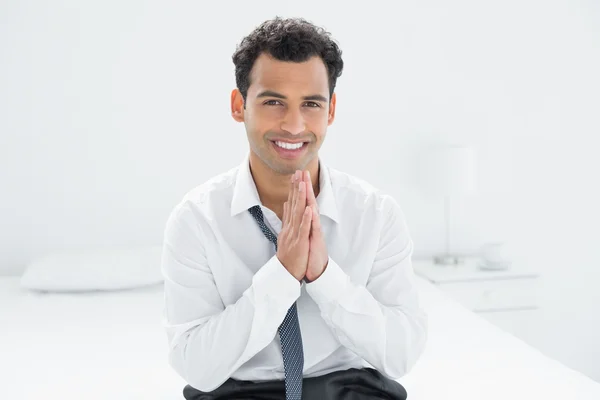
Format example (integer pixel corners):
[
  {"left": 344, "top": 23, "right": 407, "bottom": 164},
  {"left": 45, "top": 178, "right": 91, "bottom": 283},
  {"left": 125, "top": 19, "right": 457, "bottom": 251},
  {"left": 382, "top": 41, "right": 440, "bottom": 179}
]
[{"left": 280, "top": 109, "right": 306, "bottom": 135}]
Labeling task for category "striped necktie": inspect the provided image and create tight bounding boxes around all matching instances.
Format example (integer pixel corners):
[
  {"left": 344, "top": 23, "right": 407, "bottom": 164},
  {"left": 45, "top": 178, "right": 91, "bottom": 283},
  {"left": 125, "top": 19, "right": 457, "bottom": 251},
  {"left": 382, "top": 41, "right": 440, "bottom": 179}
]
[{"left": 248, "top": 205, "right": 304, "bottom": 400}]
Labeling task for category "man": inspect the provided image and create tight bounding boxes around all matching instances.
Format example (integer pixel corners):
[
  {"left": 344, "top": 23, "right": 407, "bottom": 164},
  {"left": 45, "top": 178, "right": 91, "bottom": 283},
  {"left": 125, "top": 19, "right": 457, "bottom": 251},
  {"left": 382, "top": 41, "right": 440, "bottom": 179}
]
[{"left": 161, "top": 17, "right": 427, "bottom": 400}]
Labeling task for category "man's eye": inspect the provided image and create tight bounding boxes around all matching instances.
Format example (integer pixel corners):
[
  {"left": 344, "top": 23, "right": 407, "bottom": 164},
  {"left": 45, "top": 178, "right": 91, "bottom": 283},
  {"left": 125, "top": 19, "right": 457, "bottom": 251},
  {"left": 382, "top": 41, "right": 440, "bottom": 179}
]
[
  {"left": 264, "top": 100, "right": 281, "bottom": 106},
  {"left": 305, "top": 102, "right": 320, "bottom": 108}
]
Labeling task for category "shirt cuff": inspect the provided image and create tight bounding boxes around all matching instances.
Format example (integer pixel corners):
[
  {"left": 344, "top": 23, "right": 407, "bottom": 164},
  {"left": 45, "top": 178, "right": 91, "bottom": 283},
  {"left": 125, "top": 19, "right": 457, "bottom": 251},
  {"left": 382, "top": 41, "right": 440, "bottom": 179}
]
[
  {"left": 252, "top": 254, "right": 301, "bottom": 309},
  {"left": 305, "top": 257, "right": 351, "bottom": 306}
]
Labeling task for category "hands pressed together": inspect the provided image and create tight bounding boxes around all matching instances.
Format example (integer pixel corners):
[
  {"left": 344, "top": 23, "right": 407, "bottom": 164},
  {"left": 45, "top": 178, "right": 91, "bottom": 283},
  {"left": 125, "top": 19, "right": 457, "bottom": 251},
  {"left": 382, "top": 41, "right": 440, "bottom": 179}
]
[{"left": 276, "top": 170, "right": 329, "bottom": 283}]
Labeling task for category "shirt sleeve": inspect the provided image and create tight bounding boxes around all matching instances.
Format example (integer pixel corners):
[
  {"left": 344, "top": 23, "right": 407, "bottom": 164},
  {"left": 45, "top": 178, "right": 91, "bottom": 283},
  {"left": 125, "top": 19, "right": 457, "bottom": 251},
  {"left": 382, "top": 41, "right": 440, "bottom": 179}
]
[
  {"left": 161, "top": 201, "right": 301, "bottom": 392},
  {"left": 305, "top": 195, "right": 428, "bottom": 379}
]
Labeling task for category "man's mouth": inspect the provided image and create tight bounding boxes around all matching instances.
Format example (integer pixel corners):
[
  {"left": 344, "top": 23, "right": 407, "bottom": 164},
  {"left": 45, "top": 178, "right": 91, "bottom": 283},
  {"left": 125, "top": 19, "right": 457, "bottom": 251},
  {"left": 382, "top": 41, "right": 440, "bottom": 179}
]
[
  {"left": 270, "top": 140, "right": 309, "bottom": 159},
  {"left": 272, "top": 140, "right": 308, "bottom": 150}
]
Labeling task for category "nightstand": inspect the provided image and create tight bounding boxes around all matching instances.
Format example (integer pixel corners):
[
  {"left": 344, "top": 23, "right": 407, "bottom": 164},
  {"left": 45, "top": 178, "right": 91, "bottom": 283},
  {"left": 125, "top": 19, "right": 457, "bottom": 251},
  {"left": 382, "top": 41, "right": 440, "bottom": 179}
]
[{"left": 413, "top": 256, "right": 542, "bottom": 342}]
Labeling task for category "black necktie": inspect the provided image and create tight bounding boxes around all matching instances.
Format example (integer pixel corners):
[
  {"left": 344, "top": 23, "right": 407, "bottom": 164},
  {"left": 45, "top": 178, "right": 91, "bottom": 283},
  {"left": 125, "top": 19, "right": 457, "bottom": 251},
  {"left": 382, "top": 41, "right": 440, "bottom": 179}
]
[{"left": 248, "top": 205, "right": 304, "bottom": 400}]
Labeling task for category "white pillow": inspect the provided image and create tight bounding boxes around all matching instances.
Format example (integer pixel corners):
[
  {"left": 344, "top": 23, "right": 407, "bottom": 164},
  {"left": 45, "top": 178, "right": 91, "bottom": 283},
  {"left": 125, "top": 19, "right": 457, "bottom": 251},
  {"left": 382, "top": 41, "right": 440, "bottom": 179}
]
[{"left": 20, "top": 245, "right": 164, "bottom": 292}]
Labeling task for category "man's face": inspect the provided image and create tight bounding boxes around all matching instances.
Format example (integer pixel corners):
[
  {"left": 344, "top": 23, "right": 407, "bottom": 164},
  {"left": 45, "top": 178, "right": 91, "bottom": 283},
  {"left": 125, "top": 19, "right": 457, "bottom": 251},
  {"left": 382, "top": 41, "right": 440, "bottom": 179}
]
[{"left": 231, "top": 53, "right": 336, "bottom": 175}]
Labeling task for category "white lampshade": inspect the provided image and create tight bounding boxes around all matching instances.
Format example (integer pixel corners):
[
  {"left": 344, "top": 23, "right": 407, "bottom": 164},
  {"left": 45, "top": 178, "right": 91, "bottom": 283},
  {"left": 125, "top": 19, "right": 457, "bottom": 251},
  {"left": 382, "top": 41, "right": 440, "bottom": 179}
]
[{"left": 418, "top": 145, "right": 477, "bottom": 197}]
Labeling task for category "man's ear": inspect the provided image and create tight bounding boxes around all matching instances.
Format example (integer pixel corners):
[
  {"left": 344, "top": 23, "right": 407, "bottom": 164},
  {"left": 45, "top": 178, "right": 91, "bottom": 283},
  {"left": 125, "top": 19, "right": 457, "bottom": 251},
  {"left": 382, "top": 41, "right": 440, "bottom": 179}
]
[
  {"left": 327, "top": 92, "right": 337, "bottom": 126},
  {"left": 231, "top": 88, "right": 245, "bottom": 122}
]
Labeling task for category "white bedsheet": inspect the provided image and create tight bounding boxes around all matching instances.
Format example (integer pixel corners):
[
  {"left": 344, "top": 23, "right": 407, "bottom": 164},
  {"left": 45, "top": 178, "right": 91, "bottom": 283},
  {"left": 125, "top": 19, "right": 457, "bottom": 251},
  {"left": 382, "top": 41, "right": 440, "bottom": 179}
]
[{"left": 0, "top": 275, "right": 599, "bottom": 400}]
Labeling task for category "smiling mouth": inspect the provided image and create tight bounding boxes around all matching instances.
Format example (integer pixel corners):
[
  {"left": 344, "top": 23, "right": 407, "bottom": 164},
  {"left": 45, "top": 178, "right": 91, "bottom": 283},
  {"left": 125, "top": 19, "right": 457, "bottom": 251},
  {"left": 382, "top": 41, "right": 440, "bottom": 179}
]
[
  {"left": 272, "top": 140, "right": 309, "bottom": 150},
  {"left": 270, "top": 140, "right": 309, "bottom": 159}
]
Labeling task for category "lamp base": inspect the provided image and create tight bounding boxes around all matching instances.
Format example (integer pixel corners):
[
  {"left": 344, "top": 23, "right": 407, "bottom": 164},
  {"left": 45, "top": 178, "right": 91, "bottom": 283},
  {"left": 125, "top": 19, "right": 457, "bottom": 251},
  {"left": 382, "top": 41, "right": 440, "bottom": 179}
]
[{"left": 433, "top": 254, "right": 463, "bottom": 266}]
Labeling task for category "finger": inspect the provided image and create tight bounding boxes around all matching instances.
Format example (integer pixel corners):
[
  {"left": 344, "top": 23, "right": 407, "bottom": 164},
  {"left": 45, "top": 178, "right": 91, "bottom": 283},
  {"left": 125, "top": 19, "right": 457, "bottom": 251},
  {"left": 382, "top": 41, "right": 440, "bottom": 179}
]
[
  {"left": 298, "top": 171, "right": 307, "bottom": 211},
  {"left": 305, "top": 170, "right": 317, "bottom": 208},
  {"left": 299, "top": 206, "right": 312, "bottom": 238},
  {"left": 294, "top": 181, "right": 305, "bottom": 235},
  {"left": 283, "top": 202, "right": 294, "bottom": 240},
  {"left": 282, "top": 201, "right": 288, "bottom": 228},
  {"left": 298, "top": 179, "right": 307, "bottom": 219},
  {"left": 291, "top": 173, "right": 299, "bottom": 226},
  {"left": 311, "top": 203, "right": 322, "bottom": 236},
  {"left": 288, "top": 173, "right": 294, "bottom": 205}
]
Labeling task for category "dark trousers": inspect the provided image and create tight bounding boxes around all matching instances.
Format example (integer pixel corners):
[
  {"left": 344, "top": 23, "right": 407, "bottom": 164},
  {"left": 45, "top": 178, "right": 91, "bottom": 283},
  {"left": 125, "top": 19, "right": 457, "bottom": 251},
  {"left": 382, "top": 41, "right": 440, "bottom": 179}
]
[{"left": 183, "top": 367, "right": 407, "bottom": 400}]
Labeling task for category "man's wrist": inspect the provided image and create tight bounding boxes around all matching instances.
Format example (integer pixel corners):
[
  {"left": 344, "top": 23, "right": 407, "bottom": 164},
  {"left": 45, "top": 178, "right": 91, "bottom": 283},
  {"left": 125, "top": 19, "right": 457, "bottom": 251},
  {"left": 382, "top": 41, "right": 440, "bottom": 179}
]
[
  {"left": 305, "top": 258, "right": 349, "bottom": 304},
  {"left": 305, "top": 260, "right": 329, "bottom": 283},
  {"left": 254, "top": 255, "right": 302, "bottom": 302}
]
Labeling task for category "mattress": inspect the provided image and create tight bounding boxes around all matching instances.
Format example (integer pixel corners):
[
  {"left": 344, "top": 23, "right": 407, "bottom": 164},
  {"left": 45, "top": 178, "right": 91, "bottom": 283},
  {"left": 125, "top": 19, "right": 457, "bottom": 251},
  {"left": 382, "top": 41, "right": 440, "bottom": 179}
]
[
  {"left": 1, "top": 275, "right": 599, "bottom": 400},
  {"left": 0, "top": 277, "right": 185, "bottom": 400}
]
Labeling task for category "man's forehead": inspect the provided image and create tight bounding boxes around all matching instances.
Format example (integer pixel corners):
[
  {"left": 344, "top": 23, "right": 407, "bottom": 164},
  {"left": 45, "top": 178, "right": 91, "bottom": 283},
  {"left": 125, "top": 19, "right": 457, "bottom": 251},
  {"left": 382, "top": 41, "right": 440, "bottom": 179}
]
[{"left": 249, "top": 53, "right": 329, "bottom": 95}]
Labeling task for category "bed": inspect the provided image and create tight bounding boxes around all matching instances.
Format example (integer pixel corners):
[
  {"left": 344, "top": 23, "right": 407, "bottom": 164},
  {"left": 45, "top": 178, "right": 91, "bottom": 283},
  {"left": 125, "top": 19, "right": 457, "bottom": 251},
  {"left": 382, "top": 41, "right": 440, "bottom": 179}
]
[{"left": 1, "top": 275, "right": 599, "bottom": 400}]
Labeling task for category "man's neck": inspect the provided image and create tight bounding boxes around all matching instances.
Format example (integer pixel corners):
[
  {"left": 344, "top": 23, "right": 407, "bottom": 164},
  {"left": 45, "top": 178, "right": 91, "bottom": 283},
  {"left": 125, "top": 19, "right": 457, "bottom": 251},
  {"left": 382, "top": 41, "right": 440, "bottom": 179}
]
[{"left": 249, "top": 153, "right": 320, "bottom": 218}]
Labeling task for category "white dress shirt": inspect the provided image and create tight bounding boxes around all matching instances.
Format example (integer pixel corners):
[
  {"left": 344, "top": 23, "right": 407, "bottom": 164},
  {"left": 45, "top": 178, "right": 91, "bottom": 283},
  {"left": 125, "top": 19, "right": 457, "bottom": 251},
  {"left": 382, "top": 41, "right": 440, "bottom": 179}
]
[{"left": 161, "top": 152, "right": 428, "bottom": 392}]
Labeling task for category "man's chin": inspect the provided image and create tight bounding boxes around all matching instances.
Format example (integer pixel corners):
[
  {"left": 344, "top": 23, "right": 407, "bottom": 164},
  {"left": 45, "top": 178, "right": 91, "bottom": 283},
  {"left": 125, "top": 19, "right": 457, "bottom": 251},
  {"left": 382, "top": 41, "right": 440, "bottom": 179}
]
[
  {"left": 267, "top": 158, "right": 308, "bottom": 176},
  {"left": 254, "top": 145, "right": 315, "bottom": 175}
]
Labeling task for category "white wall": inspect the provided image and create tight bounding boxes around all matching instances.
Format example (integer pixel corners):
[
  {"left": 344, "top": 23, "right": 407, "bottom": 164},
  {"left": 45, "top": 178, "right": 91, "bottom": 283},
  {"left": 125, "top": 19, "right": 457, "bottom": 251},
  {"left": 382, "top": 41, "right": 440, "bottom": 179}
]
[{"left": 1, "top": 0, "right": 599, "bottom": 382}]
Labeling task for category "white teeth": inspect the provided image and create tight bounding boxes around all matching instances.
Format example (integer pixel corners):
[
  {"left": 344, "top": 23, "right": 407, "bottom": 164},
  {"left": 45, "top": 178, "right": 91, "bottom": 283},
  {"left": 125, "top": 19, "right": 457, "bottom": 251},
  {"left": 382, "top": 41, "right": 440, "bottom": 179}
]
[{"left": 275, "top": 141, "right": 304, "bottom": 150}]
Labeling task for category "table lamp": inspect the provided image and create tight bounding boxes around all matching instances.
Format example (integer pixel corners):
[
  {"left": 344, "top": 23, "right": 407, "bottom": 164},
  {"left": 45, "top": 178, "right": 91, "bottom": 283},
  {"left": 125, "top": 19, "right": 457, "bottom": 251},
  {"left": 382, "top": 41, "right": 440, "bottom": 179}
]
[{"left": 418, "top": 145, "right": 478, "bottom": 265}]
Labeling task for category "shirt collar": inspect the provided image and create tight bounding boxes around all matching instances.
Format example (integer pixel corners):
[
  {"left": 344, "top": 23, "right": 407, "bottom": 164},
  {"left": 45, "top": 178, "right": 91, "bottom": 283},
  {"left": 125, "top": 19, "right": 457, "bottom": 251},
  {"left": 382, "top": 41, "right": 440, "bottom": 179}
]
[{"left": 230, "top": 152, "right": 340, "bottom": 224}]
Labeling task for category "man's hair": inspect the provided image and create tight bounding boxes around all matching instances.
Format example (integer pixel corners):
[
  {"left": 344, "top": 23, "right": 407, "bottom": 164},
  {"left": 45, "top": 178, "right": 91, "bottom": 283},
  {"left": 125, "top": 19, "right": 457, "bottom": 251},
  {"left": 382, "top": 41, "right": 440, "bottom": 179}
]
[{"left": 232, "top": 17, "right": 344, "bottom": 104}]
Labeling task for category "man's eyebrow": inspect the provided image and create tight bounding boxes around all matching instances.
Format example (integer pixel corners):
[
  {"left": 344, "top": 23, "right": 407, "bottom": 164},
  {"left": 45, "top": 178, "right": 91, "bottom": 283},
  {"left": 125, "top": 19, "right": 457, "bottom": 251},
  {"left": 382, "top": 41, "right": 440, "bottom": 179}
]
[
  {"left": 303, "top": 94, "right": 328, "bottom": 103},
  {"left": 256, "top": 90, "right": 328, "bottom": 103}
]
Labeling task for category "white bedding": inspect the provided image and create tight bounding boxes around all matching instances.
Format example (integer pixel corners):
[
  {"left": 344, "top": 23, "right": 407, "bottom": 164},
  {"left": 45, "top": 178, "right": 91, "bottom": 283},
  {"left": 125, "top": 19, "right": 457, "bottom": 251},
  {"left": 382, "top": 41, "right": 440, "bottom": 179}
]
[{"left": 1, "top": 275, "right": 599, "bottom": 400}]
